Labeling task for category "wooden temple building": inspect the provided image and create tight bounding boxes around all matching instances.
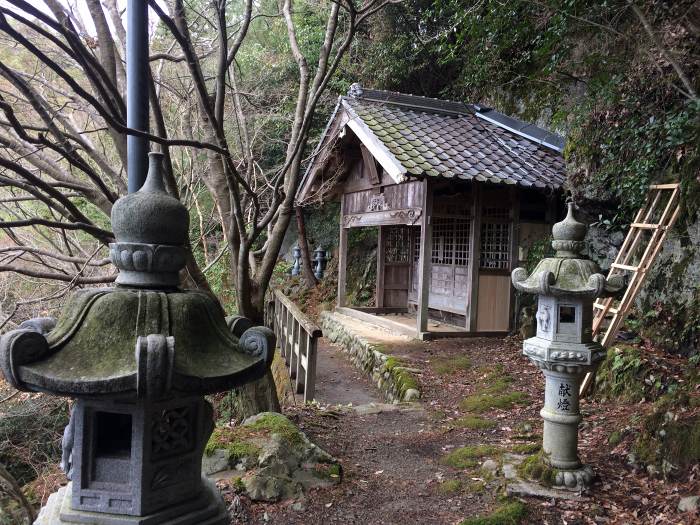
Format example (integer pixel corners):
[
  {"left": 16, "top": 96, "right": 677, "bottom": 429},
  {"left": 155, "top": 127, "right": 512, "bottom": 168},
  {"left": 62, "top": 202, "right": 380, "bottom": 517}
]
[{"left": 297, "top": 84, "right": 567, "bottom": 339}]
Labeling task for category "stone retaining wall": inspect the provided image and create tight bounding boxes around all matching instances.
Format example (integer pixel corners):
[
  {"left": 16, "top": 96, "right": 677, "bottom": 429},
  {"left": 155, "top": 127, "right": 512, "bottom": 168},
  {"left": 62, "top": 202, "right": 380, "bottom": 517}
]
[{"left": 320, "top": 312, "right": 421, "bottom": 404}]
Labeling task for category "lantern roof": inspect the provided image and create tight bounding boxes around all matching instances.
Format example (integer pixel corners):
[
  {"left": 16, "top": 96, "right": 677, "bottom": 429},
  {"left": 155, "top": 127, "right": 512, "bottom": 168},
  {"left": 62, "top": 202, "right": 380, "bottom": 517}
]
[
  {"left": 512, "top": 203, "right": 624, "bottom": 298},
  {"left": 0, "top": 153, "right": 273, "bottom": 398}
]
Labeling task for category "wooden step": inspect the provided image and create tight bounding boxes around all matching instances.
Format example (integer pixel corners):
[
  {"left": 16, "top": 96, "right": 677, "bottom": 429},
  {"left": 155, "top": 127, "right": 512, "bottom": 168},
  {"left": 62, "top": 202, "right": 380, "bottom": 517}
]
[
  {"left": 611, "top": 262, "right": 639, "bottom": 272},
  {"left": 630, "top": 222, "right": 663, "bottom": 230},
  {"left": 593, "top": 303, "right": 618, "bottom": 314}
]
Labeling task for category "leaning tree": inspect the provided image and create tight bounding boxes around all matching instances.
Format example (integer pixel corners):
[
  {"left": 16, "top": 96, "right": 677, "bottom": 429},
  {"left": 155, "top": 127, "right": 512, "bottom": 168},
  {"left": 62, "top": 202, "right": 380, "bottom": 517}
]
[{"left": 0, "top": 0, "right": 399, "bottom": 327}]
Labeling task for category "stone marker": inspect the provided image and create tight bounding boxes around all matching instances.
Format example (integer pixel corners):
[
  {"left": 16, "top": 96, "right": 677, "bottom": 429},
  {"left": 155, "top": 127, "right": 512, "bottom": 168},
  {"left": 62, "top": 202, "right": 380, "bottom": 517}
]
[
  {"left": 1, "top": 153, "right": 275, "bottom": 524},
  {"left": 511, "top": 202, "right": 623, "bottom": 490}
]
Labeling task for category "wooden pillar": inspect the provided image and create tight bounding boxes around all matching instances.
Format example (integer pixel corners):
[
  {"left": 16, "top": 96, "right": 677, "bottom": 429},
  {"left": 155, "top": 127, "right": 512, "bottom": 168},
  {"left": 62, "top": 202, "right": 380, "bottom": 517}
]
[
  {"left": 509, "top": 186, "right": 520, "bottom": 332},
  {"left": 337, "top": 197, "right": 348, "bottom": 307},
  {"left": 376, "top": 226, "right": 386, "bottom": 308},
  {"left": 416, "top": 179, "right": 433, "bottom": 336},
  {"left": 467, "top": 183, "right": 482, "bottom": 332}
]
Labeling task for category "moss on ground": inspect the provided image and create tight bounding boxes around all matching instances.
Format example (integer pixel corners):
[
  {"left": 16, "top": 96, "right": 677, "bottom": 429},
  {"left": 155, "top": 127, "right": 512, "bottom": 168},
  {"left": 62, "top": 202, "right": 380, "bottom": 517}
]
[
  {"left": 459, "top": 368, "right": 529, "bottom": 414},
  {"left": 437, "top": 479, "right": 463, "bottom": 494},
  {"left": 460, "top": 501, "right": 527, "bottom": 525},
  {"left": 460, "top": 392, "right": 529, "bottom": 414},
  {"left": 440, "top": 445, "right": 501, "bottom": 469},
  {"left": 608, "top": 430, "right": 623, "bottom": 447},
  {"left": 433, "top": 355, "right": 471, "bottom": 375},
  {"left": 511, "top": 443, "right": 541, "bottom": 455},
  {"left": 453, "top": 415, "right": 497, "bottom": 430},
  {"left": 516, "top": 451, "right": 558, "bottom": 487}
]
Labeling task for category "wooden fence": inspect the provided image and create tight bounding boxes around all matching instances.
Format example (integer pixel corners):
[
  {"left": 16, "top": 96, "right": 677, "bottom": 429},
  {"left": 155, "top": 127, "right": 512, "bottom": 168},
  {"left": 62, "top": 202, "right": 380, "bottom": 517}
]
[{"left": 266, "top": 289, "right": 322, "bottom": 403}]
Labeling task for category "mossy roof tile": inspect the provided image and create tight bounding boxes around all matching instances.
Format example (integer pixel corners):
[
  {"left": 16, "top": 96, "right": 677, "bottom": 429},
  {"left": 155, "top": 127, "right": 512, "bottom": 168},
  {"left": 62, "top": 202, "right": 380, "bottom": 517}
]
[{"left": 332, "top": 93, "right": 565, "bottom": 189}]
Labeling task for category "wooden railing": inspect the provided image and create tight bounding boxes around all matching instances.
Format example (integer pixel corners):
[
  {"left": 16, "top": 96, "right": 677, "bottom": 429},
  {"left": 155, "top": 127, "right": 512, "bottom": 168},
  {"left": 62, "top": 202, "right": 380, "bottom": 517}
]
[{"left": 266, "top": 289, "right": 322, "bottom": 403}]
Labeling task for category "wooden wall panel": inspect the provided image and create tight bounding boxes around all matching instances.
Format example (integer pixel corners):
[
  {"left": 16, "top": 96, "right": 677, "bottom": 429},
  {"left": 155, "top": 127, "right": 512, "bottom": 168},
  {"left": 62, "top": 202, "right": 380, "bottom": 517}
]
[
  {"left": 384, "top": 181, "right": 424, "bottom": 210},
  {"left": 476, "top": 274, "right": 511, "bottom": 332}
]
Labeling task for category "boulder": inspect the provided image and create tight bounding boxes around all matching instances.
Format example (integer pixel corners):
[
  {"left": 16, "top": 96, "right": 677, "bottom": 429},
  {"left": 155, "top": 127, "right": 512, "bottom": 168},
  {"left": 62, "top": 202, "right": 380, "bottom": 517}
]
[{"left": 203, "top": 412, "right": 341, "bottom": 502}]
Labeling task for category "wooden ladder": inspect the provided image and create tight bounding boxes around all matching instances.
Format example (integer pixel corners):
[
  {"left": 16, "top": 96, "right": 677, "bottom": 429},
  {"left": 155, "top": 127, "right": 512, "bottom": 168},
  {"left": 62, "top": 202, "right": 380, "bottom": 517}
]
[{"left": 580, "top": 183, "right": 682, "bottom": 396}]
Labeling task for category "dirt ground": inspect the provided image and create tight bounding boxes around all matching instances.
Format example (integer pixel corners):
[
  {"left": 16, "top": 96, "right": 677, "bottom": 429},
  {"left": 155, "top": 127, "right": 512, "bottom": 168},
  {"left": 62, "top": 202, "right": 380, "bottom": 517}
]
[{"left": 220, "top": 334, "right": 700, "bottom": 525}]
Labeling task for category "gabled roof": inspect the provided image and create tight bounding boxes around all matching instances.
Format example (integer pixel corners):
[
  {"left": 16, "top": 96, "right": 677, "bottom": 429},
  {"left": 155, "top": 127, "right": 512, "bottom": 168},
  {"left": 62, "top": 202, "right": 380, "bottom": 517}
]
[{"left": 298, "top": 84, "right": 566, "bottom": 203}]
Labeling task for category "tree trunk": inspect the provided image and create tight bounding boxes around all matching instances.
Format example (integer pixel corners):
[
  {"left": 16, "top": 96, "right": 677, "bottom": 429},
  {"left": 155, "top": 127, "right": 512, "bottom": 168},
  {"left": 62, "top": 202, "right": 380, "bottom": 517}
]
[
  {"left": 295, "top": 206, "right": 318, "bottom": 288},
  {"left": 230, "top": 370, "right": 282, "bottom": 420}
]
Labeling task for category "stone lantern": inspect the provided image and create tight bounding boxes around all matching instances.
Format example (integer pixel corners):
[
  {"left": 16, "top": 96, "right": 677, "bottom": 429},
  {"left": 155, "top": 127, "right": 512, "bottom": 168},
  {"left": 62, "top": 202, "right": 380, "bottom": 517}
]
[
  {"left": 511, "top": 203, "right": 622, "bottom": 490},
  {"left": 313, "top": 246, "right": 328, "bottom": 279},
  {"left": 1, "top": 153, "right": 274, "bottom": 524}
]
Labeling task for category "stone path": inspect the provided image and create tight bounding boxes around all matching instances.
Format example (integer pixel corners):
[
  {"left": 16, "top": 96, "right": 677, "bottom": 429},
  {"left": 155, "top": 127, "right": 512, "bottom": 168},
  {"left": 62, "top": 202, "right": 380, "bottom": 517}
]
[{"left": 312, "top": 339, "right": 383, "bottom": 406}]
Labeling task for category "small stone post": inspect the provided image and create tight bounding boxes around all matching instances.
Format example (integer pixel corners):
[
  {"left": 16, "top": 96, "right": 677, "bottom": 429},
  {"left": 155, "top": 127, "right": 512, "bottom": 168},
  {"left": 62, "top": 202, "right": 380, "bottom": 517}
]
[
  {"left": 313, "top": 246, "right": 327, "bottom": 279},
  {"left": 512, "top": 203, "right": 622, "bottom": 490},
  {"left": 291, "top": 245, "right": 302, "bottom": 276}
]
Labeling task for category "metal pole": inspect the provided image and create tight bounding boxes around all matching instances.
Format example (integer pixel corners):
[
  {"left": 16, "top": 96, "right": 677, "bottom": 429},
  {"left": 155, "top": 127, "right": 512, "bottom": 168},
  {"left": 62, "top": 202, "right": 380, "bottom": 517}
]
[{"left": 127, "top": 0, "right": 149, "bottom": 193}]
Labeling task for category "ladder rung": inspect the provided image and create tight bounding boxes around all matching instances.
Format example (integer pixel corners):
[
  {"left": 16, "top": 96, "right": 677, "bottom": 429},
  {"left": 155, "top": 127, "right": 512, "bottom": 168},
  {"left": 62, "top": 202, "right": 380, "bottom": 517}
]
[
  {"left": 630, "top": 222, "right": 662, "bottom": 230},
  {"left": 649, "top": 183, "right": 680, "bottom": 190},
  {"left": 611, "top": 263, "right": 638, "bottom": 272},
  {"left": 593, "top": 303, "right": 618, "bottom": 314}
]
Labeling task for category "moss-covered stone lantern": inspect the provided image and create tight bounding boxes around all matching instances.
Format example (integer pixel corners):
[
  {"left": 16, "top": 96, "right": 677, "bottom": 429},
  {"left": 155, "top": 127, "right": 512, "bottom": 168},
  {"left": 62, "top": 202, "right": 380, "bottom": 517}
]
[
  {"left": 1, "top": 153, "right": 274, "bottom": 524},
  {"left": 511, "top": 203, "right": 622, "bottom": 490}
]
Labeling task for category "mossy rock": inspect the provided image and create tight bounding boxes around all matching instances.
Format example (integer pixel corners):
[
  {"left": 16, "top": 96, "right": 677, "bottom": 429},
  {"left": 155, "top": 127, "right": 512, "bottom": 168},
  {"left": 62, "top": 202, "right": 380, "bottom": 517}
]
[
  {"left": 460, "top": 501, "right": 527, "bottom": 525},
  {"left": 203, "top": 413, "right": 341, "bottom": 502},
  {"left": 385, "top": 356, "right": 421, "bottom": 400}
]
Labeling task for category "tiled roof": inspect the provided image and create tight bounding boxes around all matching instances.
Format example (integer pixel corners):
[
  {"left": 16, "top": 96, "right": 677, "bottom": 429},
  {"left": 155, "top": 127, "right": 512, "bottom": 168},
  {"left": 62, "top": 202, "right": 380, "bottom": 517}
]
[{"left": 340, "top": 86, "right": 566, "bottom": 189}]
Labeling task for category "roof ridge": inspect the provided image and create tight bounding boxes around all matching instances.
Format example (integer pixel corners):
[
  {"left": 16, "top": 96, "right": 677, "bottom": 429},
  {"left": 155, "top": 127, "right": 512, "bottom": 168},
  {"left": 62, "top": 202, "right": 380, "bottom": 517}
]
[{"left": 346, "top": 83, "right": 468, "bottom": 116}]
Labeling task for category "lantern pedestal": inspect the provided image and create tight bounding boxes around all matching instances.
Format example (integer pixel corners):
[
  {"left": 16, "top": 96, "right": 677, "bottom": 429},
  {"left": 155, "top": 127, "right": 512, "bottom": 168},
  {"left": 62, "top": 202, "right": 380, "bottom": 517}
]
[{"left": 36, "top": 477, "right": 227, "bottom": 525}]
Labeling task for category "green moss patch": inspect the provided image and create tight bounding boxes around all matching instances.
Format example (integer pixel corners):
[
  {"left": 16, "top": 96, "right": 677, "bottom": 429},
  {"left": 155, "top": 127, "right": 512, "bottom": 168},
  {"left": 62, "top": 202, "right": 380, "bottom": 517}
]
[
  {"left": 608, "top": 430, "right": 623, "bottom": 447},
  {"left": 460, "top": 392, "right": 528, "bottom": 414},
  {"left": 516, "top": 452, "right": 557, "bottom": 487},
  {"left": 437, "top": 479, "right": 463, "bottom": 494},
  {"left": 459, "top": 369, "right": 529, "bottom": 414},
  {"left": 432, "top": 355, "right": 471, "bottom": 375},
  {"left": 453, "top": 415, "right": 497, "bottom": 430},
  {"left": 440, "top": 445, "right": 501, "bottom": 469},
  {"left": 460, "top": 501, "right": 527, "bottom": 525},
  {"left": 511, "top": 443, "right": 541, "bottom": 455},
  {"left": 205, "top": 427, "right": 262, "bottom": 460},
  {"left": 205, "top": 413, "right": 305, "bottom": 462},
  {"left": 385, "top": 356, "right": 420, "bottom": 398},
  {"left": 245, "top": 412, "right": 304, "bottom": 447}
]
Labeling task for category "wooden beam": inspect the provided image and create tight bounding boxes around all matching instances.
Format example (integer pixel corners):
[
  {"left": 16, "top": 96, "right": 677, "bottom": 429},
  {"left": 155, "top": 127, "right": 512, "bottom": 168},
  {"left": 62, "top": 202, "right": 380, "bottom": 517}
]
[
  {"left": 338, "top": 196, "right": 349, "bottom": 307},
  {"left": 360, "top": 144, "right": 381, "bottom": 185},
  {"left": 376, "top": 226, "right": 386, "bottom": 308},
  {"left": 416, "top": 178, "right": 433, "bottom": 335},
  {"left": 467, "top": 183, "right": 482, "bottom": 331}
]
